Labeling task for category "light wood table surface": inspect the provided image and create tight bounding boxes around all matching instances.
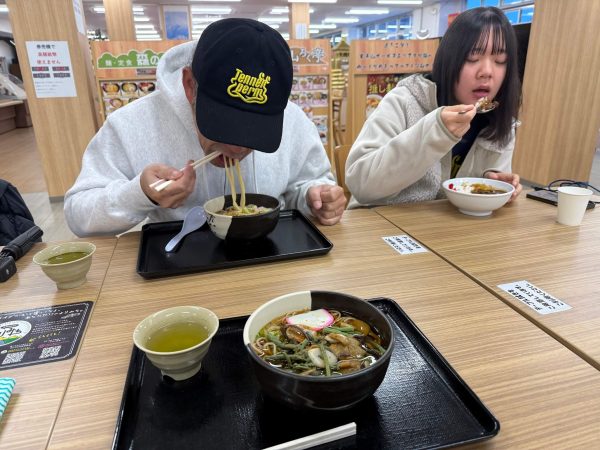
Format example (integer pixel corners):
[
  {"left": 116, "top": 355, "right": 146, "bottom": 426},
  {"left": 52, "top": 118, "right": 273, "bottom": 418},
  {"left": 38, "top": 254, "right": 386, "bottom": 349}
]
[
  {"left": 46, "top": 209, "right": 600, "bottom": 449},
  {"left": 375, "top": 194, "right": 600, "bottom": 369},
  {"left": 0, "top": 237, "right": 117, "bottom": 450}
]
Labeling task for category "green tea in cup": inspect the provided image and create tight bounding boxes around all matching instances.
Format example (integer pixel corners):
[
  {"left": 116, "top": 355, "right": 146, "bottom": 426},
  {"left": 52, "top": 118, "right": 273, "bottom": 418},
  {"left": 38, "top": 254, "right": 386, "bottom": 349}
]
[
  {"left": 133, "top": 306, "right": 219, "bottom": 381},
  {"left": 145, "top": 322, "right": 209, "bottom": 353}
]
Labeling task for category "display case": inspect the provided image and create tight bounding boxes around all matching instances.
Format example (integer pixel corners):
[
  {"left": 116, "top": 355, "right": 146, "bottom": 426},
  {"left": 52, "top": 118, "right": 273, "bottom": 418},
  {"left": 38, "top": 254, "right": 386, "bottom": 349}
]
[{"left": 287, "top": 39, "right": 332, "bottom": 160}]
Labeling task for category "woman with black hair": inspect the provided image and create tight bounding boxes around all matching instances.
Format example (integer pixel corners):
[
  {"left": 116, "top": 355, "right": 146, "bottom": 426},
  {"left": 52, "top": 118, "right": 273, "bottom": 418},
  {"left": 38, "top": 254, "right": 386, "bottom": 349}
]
[{"left": 345, "top": 7, "right": 523, "bottom": 208}]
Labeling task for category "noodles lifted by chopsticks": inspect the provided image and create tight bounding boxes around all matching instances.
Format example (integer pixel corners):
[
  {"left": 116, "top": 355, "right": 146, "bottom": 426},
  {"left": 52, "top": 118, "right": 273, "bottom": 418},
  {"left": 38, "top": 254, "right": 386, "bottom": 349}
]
[{"left": 220, "top": 156, "right": 270, "bottom": 216}]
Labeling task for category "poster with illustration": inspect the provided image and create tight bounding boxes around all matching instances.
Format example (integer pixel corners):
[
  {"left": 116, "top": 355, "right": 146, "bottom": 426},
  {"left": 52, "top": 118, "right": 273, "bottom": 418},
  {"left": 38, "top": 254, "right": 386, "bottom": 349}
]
[
  {"left": 163, "top": 5, "right": 191, "bottom": 40},
  {"left": 365, "top": 74, "right": 406, "bottom": 117}
]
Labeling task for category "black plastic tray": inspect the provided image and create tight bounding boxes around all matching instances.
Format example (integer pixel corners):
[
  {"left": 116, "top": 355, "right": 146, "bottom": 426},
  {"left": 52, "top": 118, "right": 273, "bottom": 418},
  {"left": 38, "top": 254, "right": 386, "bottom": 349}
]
[
  {"left": 113, "top": 298, "right": 499, "bottom": 450},
  {"left": 136, "top": 210, "right": 333, "bottom": 279}
]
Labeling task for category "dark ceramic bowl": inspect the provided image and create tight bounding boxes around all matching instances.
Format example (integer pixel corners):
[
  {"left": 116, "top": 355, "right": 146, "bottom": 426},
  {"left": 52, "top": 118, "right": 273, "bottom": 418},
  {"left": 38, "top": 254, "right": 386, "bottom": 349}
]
[
  {"left": 203, "top": 193, "right": 281, "bottom": 241},
  {"left": 242, "top": 291, "right": 394, "bottom": 411}
]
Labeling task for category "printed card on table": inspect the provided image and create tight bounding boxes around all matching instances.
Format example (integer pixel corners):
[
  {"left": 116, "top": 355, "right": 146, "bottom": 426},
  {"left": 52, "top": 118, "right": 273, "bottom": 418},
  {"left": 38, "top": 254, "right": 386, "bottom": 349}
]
[
  {"left": 497, "top": 281, "right": 571, "bottom": 315},
  {"left": 382, "top": 235, "right": 428, "bottom": 255},
  {"left": 0, "top": 301, "right": 93, "bottom": 368}
]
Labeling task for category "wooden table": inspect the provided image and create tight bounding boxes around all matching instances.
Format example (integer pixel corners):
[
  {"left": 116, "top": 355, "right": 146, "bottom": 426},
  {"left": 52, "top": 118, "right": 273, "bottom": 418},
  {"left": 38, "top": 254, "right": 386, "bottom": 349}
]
[
  {"left": 0, "top": 237, "right": 117, "bottom": 450},
  {"left": 375, "top": 194, "right": 600, "bottom": 369},
  {"left": 47, "top": 209, "right": 600, "bottom": 449}
]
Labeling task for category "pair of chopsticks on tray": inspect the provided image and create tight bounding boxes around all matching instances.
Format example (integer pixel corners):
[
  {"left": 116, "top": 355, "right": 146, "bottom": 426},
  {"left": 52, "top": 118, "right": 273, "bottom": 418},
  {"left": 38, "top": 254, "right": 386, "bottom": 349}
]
[
  {"left": 263, "top": 422, "right": 356, "bottom": 450},
  {"left": 149, "top": 151, "right": 222, "bottom": 192}
]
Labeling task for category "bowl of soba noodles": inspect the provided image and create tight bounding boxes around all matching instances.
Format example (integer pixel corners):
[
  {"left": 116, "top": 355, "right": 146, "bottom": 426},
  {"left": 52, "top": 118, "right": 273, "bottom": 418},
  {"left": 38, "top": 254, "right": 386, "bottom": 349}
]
[
  {"left": 203, "top": 193, "right": 280, "bottom": 241},
  {"left": 243, "top": 291, "right": 394, "bottom": 411}
]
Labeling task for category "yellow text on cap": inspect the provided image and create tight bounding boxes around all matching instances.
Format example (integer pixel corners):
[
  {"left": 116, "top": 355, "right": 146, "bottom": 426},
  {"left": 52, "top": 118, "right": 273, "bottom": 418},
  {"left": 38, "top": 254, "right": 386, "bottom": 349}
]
[{"left": 227, "top": 69, "right": 271, "bottom": 104}]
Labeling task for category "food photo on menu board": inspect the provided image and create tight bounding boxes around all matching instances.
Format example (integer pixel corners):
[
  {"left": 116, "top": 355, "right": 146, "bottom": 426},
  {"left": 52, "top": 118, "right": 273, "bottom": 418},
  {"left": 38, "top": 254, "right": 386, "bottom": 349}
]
[
  {"left": 100, "top": 80, "right": 156, "bottom": 116},
  {"left": 365, "top": 74, "right": 407, "bottom": 117}
]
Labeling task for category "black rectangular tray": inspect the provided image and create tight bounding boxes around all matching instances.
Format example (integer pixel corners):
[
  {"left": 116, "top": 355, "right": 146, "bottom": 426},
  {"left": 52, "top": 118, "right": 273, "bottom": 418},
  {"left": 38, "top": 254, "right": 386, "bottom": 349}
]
[
  {"left": 136, "top": 210, "right": 333, "bottom": 279},
  {"left": 113, "top": 298, "right": 499, "bottom": 450}
]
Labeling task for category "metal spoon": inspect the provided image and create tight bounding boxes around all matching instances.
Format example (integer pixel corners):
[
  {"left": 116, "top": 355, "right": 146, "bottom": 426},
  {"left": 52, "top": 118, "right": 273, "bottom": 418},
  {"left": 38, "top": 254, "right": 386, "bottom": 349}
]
[{"left": 165, "top": 206, "right": 206, "bottom": 252}]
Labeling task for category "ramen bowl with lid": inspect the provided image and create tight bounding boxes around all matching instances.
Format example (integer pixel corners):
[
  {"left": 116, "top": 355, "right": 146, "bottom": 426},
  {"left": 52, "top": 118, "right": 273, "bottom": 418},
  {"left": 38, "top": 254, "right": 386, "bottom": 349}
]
[
  {"left": 443, "top": 177, "right": 514, "bottom": 217},
  {"left": 243, "top": 290, "right": 394, "bottom": 411},
  {"left": 203, "top": 193, "right": 280, "bottom": 241}
]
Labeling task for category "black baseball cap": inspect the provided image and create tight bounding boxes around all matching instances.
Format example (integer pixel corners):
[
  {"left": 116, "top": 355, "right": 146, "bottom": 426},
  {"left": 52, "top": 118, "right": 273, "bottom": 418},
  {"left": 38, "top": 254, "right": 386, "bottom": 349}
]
[{"left": 192, "top": 18, "right": 293, "bottom": 153}]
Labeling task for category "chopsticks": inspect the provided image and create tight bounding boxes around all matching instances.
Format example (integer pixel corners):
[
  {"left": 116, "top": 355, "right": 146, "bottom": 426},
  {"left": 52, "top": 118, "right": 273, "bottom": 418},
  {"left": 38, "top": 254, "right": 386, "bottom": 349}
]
[
  {"left": 150, "top": 151, "right": 221, "bottom": 192},
  {"left": 263, "top": 422, "right": 356, "bottom": 450}
]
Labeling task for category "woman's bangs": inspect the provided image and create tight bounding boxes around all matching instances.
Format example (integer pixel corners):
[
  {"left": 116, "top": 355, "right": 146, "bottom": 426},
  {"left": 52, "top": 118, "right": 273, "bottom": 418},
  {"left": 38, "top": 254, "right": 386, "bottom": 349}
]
[{"left": 471, "top": 22, "right": 506, "bottom": 55}]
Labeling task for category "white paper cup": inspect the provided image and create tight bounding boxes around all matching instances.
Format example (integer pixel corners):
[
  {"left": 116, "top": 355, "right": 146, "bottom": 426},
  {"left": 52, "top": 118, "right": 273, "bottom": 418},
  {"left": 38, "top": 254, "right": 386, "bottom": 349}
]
[{"left": 556, "top": 186, "right": 593, "bottom": 226}]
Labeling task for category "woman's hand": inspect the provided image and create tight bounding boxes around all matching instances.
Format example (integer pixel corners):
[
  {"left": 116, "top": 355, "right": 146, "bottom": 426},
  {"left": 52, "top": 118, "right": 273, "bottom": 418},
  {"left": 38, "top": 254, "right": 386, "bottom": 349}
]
[
  {"left": 141, "top": 160, "right": 196, "bottom": 208},
  {"left": 441, "top": 105, "right": 476, "bottom": 138},
  {"left": 484, "top": 171, "right": 522, "bottom": 202}
]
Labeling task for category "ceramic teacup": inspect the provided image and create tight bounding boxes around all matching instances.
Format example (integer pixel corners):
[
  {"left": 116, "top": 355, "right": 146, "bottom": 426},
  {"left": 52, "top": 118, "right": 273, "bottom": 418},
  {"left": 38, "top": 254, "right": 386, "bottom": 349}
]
[
  {"left": 133, "top": 306, "right": 219, "bottom": 381},
  {"left": 32, "top": 242, "right": 96, "bottom": 290}
]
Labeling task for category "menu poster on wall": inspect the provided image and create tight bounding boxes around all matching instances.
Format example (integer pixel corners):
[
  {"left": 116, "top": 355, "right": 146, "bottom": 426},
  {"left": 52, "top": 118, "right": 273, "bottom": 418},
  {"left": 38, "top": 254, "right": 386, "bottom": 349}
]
[
  {"left": 25, "top": 41, "right": 77, "bottom": 98},
  {"left": 365, "top": 74, "right": 406, "bottom": 117}
]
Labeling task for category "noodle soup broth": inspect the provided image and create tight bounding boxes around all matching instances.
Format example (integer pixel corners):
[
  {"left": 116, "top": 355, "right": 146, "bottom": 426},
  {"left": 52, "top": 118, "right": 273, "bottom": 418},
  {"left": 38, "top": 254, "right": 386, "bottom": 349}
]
[
  {"left": 204, "top": 193, "right": 280, "bottom": 241},
  {"left": 243, "top": 291, "right": 394, "bottom": 410}
]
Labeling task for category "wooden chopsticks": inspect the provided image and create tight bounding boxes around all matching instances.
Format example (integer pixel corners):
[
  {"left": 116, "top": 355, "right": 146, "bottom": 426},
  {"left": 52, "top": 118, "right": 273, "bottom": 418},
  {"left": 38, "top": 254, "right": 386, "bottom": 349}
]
[{"left": 150, "top": 151, "right": 221, "bottom": 192}]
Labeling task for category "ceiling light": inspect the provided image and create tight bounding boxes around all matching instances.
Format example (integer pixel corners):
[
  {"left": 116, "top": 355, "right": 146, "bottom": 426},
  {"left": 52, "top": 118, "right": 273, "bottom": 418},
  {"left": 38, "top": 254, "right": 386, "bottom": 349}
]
[
  {"left": 0, "top": 5, "right": 9, "bottom": 13},
  {"left": 192, "top": 16, "right": 222, "bottom": 22},
  {"left": 377, "top": 0, "right": 422, "bottom": 4},
  {"left": 134, "top": 17, "right": 150, "bottom": 22},
  {"left": 347, "top": 8, "right": 389, "bottom": 15},
  {"left": 135, "top": 24, "right": 155, "bottom": 29},
  {"left": 93, "top": 6, "right": 105, "bottom": 13},
  {"left": 281, "top": 33, "right": 290, "bottom": 40},
  {"left": 266, "top": 24, "right": 280, "bottom": 29},
  {"left": 258, "top": 17, "right": 289, "bottom": 23},
  {"left": 270, "top": 7, "right": 313, "bottom": 14},
  {"left": 132, "top": 7, "right": 144, "bottom": 12},
  {"left": 323, "top": 17, "right": 359, "bottom": 23},
  {"left": 191, "top": 6, "right": 231, "bottom": 13},
  {"left": 190, "top": 0, "right": 240, "bottom": 2},
  {"left": 288, "top": 0, "right": 336, "bottom": 3},
  {"left": 136, "top": 29, "right": 159, "bottom": 34},
  {"left": 309, "top": 23, "right": 336, "bottom": 29}
]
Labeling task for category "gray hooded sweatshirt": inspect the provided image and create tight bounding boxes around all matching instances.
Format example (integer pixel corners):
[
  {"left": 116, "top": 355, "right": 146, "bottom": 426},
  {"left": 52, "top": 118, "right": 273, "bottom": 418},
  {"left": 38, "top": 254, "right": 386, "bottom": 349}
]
[
  {"left": 345, "top": 74, "right": 516, "bottom": 208},
  {"left": 64, "top": 41, "right": 335, "bottom": 237}
]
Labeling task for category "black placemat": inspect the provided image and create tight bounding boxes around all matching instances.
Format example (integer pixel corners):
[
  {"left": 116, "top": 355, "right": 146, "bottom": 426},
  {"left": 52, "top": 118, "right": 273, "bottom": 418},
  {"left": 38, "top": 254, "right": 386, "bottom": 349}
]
[
  {"left": 113, "top": 298, "right": 499, "bottom": 450},
  {"left": 136, "top": 210, "right": 333, "bottom": 279}
]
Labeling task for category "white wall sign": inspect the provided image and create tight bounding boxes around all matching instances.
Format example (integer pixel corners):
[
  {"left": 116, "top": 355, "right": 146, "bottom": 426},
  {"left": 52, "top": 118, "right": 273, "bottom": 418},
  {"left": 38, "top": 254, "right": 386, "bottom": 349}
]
[
  {"left": 25, "top": 41, "right": 77, "bottom": 98},
  {"left": 382, "top": 235, "right": 428, "bottom": 255},
  {"left": 498, "top": 280, "right": 572, "bottom": 315},
  {"left": 72, "top": 0, "right": 85, "bottom": 35}
]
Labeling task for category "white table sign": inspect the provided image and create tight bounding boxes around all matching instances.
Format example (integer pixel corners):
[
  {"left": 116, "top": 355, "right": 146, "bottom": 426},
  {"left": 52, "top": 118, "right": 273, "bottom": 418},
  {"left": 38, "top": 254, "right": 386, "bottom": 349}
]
[
  {"left": 498, "top": 280, "right": 572, "bottom": 315},
  {"left": 382, "top": 235, "right": 428, "bottom": 255},
  {"left": 25, "top": 41, "right": 77, "bottom": 98}
]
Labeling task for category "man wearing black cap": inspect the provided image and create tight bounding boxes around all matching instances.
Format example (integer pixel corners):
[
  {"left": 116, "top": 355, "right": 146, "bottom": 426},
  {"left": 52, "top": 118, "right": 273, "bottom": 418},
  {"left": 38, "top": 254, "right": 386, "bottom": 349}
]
[{"left": 65, "top": 19, "right": 345, "bottom": 237}]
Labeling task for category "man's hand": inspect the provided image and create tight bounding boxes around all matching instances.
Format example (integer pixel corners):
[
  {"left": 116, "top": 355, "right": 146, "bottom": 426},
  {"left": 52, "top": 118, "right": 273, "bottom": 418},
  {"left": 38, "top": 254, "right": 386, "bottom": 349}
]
[
  {"left": 141, "top": 161, "right": 196, "bottom": 208},
  {"left": 307, "top": 184, "right": 346, "bottom": 225},
  {"left": 484, "top": 171, "right": 522, "bottom": 202},
  {"left": 441, "top": 105, "right": 476, "bottom": 138}
]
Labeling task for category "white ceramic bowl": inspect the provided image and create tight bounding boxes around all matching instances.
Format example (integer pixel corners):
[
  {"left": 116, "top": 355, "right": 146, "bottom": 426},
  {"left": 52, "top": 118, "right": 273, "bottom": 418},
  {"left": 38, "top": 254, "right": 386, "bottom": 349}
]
[
  {"left": 32, "top": 242, "right": 96, "bottom": 289},
  {"left": 133, "top": 306, "right": 219, "bottom": 381},
  {"left": 443, "top": 177, "right": 514, "bottom": 217}
]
